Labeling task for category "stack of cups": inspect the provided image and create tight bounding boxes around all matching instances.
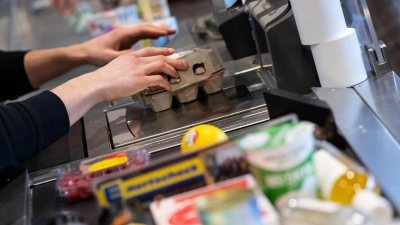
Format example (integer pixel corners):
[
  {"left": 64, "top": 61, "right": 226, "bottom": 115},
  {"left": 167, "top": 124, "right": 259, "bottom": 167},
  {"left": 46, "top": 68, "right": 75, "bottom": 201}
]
[{"left": 290, "top": 0, "right": 368, "bottom": 88}]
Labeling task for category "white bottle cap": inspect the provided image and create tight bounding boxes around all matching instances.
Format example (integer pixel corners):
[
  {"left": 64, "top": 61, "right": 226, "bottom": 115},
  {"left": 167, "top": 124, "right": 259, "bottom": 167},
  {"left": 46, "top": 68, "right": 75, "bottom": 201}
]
[{"left": 352, "top": 189, "right": 394, "bottom": 223}]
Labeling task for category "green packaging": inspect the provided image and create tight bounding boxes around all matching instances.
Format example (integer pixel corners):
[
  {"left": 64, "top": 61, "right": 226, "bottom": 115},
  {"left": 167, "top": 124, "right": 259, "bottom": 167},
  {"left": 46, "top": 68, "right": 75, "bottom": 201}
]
[{"left": 237, "top": 121, "right": 318, "bottom": 208}]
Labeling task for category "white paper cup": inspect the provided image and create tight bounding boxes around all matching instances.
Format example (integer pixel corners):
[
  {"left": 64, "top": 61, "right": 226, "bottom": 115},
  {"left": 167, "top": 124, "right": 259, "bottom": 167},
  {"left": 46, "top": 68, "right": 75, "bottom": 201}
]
[
  {"left": 311, "top": 28, "right": 368, "bottom": 88},
  {"left": 290, "top": 0, "right": 348, "bottom": 45}
]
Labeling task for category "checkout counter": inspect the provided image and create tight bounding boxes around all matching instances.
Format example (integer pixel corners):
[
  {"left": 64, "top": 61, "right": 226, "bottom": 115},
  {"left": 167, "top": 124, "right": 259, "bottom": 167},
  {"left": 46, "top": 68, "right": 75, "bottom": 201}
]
[{"left": 2, "top": 0, "right": 400, "bottom": 224}]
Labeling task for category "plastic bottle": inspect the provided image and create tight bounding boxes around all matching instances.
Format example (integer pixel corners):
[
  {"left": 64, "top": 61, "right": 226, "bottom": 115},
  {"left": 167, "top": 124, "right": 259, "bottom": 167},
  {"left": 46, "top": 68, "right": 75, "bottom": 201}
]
[
  {"left": 313, "top": 149, "right": 372, "bottom": 204},
  {"left": 313, "top": 142, "right": 393, "bottom": 223},
  {"left": 280, "top": 197, "right": 374, "bottom": 225}
]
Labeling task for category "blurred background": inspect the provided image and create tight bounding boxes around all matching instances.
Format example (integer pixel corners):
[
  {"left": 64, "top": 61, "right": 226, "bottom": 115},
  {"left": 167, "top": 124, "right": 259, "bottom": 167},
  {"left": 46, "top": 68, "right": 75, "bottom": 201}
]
[
  {"left": 0, "top": 0, "right": 216, "bottom": 101},
  {"left": 0, "top": 0, "right": 399, "bottom": 97}
]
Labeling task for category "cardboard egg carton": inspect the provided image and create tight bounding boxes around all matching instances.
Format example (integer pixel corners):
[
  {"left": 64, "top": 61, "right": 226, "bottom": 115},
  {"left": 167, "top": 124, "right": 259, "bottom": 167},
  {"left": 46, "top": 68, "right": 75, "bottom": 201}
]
[{"left": 133, "top": 48, "right": 226, "bottom": 112}]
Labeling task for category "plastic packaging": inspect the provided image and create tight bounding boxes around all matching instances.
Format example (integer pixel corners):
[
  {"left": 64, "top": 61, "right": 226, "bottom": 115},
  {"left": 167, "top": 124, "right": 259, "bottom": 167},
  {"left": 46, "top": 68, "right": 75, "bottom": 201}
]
[
  {"left": 150, "top": 175, "right": 280, "bottom": 225},
  {"left": 313, "top": 144, "right": 394, "bottom": 222},
  {"left": 280, "top": 197, "right": 374, "bottom": 225},
  {"left": 352, "top": 189, "right": 394, "bottom": 223},
  {"left": 64, "top": 1, "right": 94, "bottom": 33},
  {"left": 88, "top": 5, "right": 141, "bottom": 37},
  {"left": 98, "top": 201, "right": 153, "bottom": 225},
  {"left": 237, "top": 120, "right": 318, "bottom": 208},
  {"left": 56, "top": 149, "right": 150, "bottom": 202},
  {"left": 138, "top": 0, "right": 170, "bottom": 22},
  {"left": 313, "top": 148, "right": 379, "bottom": 204}
]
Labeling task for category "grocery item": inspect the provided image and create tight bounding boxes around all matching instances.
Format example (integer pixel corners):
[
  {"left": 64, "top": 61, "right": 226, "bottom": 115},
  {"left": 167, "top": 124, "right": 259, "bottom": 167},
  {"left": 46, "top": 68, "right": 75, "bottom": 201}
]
[
  {"left": 133, "top": 48, "right": 226, "bottom": 112},
  {"left": 137, "top": 0, "right": 170, "bottom": 22},
  {"left": 56, "top": 149, "right": 149, "bottom": 202},
  {"left": 351, "top": 189, "right": 393, "bottom": 223},
  {"left": 149, "top": 174, "right": 280, "bottom": 225},
  {"left": 280, "top": 197, "right": 374, "bottom": 225},
  {"left": 313, "top": 145, "right": 393, "bottom": 222},
  {"left": 88, "top": 2, "right": 175, "bottom": 41},
  {"left": 93, "top": 139, "right": 250, "bottom": 208},
  {"left": 313, "top": 148, "right": 379, "bottom": 204},
  {"left": 65, "top": 1, "right": 95, "bottom": 33},
  {"left": 98, "top": 201, "right": 152, "bottom": 225},
  {"left": 94, "top": 157, "right": 208, "bottom": 208},
  {"left": 88, "top": 5, "right": 141, "bottom": 37},
  {"left": 196, "top": 189, "right": 264, "bottom": 225},
  {"left": 181, "top": 124, "right": 228, "bottom": 152},
  {"left": 237, "top": 120, "right": 318, "bottom": 208}
]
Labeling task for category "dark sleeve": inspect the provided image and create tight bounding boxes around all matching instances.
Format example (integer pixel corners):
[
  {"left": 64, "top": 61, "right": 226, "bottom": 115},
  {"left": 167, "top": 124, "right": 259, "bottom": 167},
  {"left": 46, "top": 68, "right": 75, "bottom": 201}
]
[
  {"left": 0, "top": 91, "right": 70, "bottom": 177},
  {"left": 0, "top": 51, "right": 36, "bottom": 101}
]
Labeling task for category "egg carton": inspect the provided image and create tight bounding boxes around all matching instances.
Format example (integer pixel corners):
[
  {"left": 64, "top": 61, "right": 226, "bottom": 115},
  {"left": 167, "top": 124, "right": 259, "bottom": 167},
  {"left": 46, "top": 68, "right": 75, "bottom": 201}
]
[{"left": 133, "top": 48, "right": 226, "bottom": 112}]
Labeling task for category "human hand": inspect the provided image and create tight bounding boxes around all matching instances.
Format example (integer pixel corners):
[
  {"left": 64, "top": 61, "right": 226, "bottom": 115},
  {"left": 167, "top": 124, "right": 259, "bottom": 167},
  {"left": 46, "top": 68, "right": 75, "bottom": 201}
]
[
  {"left": 87, "top": 47, "right": 189, "bottom": 102},
  {"left": 51, "top": 0, "right": 79, "bottom": 15},
  {"left": 78, "top": 25, "right": 176, "bottom": 67},
  {"left": 51, "top": 47, "right": 188, "bottom": 126}
]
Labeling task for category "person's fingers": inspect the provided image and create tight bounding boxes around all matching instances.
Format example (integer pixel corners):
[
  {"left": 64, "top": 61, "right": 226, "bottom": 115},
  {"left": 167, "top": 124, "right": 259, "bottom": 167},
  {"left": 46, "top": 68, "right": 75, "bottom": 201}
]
[
  {"left": 51, "top": 0, "right": 62, "bottom": 13},
  {"left": 59, "top": 0, "right": 66, "bottom": 13},
  {"left": 69, "top": 0, "right": 78, "bottom": 14},
  {"left": 132, "top": 47, "right": 174, "bottom": 57},
  {"left": 142, "top": 61, "right": 179, "bottom": 78},
  {"left": 148, "top": 25, "right": 176, "bottom": 35},
  {"left": 101, "top": 49, "right": 135, "bottom": 65},
  {"left": 116, "top": 25, "right": 176, "bottom": 50},
  {"left": 134, "top": 24, "right": 175, "bottom": 39},
  {"left": 145, "top": 75, "right": 171, "bottom": 91},
  {"left": 139, "top": 56, "right": 189, "bottom": 71}
]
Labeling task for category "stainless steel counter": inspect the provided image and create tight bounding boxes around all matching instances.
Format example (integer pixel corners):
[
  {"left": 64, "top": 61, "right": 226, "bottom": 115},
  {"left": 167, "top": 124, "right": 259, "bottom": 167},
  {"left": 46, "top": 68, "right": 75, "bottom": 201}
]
[
  {"left": 354, "top": 72, "right": 400, "bottom": 143},
  {"left": 0, "top": 0, "right": 272, "bottom": 185},
  {"left": 314, "top": 84, "right": 400, "bottom": 213},
  {"left": 3, "top": 0, "right": 400, "bottom": 222}
]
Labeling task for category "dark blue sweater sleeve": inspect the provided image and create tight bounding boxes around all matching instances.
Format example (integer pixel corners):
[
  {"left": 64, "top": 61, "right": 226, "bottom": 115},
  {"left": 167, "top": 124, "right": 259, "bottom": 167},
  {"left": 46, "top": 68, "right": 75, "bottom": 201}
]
[
  {"left": 0, "top": 51, "right": 36, "bottom": 101},
  {"left": 0, "top": 91, "right": 70, "bottom": 176}
]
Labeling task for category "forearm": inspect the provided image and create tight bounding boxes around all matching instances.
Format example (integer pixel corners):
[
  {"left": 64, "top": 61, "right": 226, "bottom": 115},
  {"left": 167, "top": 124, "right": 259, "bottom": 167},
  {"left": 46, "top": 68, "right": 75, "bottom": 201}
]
[
  {"left": 0, "top": 91, "right": 69, "bottom": 177},
  {"left": 24, "top": 44, "right": 88, "bottom": 88},
  {"left": 50, "top": 72, "right": 103, "bottom": 126}
]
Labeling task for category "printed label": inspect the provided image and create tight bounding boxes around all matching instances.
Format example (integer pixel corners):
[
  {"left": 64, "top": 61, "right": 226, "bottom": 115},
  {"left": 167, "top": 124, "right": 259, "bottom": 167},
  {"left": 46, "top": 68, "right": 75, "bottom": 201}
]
[{"left": 185, "top": 130, "right": 198, "bottom": 146}]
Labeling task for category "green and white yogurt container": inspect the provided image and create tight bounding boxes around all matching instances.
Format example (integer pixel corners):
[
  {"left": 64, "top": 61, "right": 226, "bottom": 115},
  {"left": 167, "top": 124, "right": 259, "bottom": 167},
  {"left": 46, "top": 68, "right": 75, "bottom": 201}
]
[{"left": 237, "top": 121, "right": 318, "bottom": 209}]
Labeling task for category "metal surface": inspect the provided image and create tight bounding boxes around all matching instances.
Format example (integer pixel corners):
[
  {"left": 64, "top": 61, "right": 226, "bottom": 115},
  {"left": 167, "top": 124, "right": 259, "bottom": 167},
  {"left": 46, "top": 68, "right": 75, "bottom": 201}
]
[
  {"left": 31, "top": 181, "right": 101, "bottom": 225},
  {"left": 30, "top": 48, "right": 273, "bottom": 186},
  {"left": 340, "top": 0, "right": 382, "bottom": 73},
  {"left": 345, "top": 0, "right": 385, "bottom": 64},
  {"left": 30, "top": 69, "right": 271, "bottom": 185},
  {"left": 354, "top": 72, "right": 400, "bottom": 145},
  {"left": 365, "top": 41, "right": 393, "bottom": 75},
  {"left": 313, "top": 87, "right": 400, "bottom": 213},
  {"left": 165, "top": 20, "right": 197, "bottom": 51},
  {"left": 30, "top": 99, "right": 269, "bottom": 186},
  {"left": 30, "top": 120, "right": 273, "bottom": 225},
  {"left": 366, "top": 0, "right": 400, "bottom": 74},
  {"left": 0, "top": 0, "right": 273, "bottom": 224},
  {"left": 0, "top": 169, "right": 31, "bottom": 225},
  {"left": 106, "top": 70, "right": 268, "bottom": 148}
]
